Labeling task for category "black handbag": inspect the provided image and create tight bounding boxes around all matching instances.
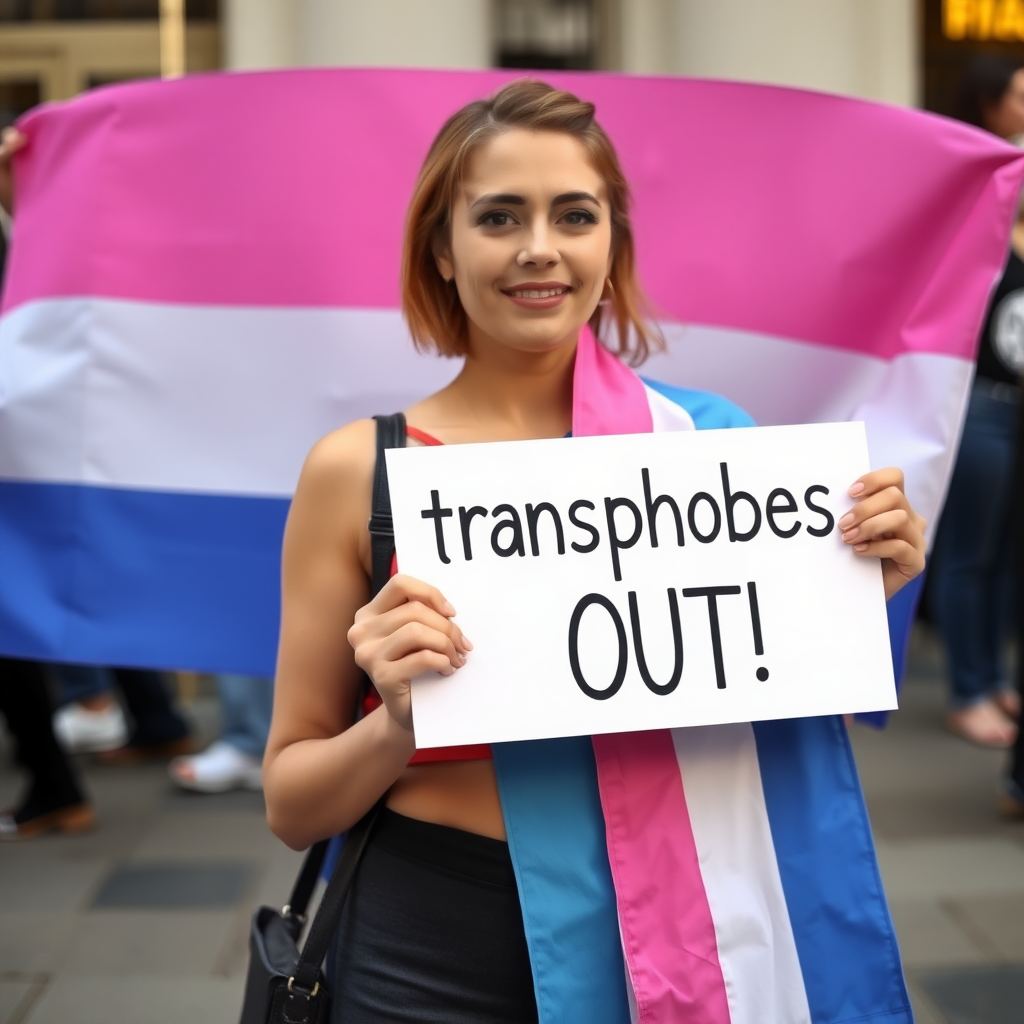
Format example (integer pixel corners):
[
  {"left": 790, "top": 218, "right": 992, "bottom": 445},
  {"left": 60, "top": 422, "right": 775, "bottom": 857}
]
[{"left": 239, "top": 413, "right": 406, "bottom": 1024}]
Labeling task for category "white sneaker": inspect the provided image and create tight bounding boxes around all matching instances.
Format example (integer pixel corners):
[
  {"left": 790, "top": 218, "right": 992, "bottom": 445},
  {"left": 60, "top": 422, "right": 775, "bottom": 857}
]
[
  {"left": 53, "top": 701, "right": 129, "bottom": 753},
  {"left": 169, "top": 741, "right": 263, "bottom": 793}
]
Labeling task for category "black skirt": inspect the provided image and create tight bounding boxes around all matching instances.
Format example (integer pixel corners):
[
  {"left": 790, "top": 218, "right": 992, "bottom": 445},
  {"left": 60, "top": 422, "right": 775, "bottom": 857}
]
[{"left": 327, "top": 808, "right": 539, "bottom": 1024}]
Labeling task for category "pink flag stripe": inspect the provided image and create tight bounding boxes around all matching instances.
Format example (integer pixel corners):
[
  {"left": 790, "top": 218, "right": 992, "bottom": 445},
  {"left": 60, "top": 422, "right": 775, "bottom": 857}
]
[
  {"left": 5, "top": 69, "right": 1022, "bottom": 360},
  {"left": 572, "top": 324, "right": 653, "bottom": 437},
  {"left": 593, "top": 729, "right": 731, "bottom": 1024}
]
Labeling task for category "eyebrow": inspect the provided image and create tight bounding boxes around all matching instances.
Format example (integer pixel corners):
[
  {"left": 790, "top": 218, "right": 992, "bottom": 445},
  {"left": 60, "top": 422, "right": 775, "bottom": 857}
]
[{"left": 469, "top": 190, "right": 602, "bottom": 209}]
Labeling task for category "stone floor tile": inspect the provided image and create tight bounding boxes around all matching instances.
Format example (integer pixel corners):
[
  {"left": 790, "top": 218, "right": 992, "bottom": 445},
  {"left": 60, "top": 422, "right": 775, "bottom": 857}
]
[
  {"left": 91, "top": 862, "right": 253, "bottom": 909},
  {"left": 873, "top": 838, "right": 1024, "bottom": 900},
  {"left": 163, "top": 788, "right": 266, "bottom": 814},
  {"left": 129, "top": 811, "right": 277, "bottom": 860},
  {"left": 0, "top": 977, "right": 37, "bottom": 1024},
  {"left": 249, "top": 844, "right": 307, "bottom": 908},
  {"left": 904, "top": 975, "right": 949, "bottom": 1024},
  {"left": 0, "top": 915, "right": 81, "bottom": 973},
  {"left": 0, "top": 858, "right": 110, "bottom": 913},
  {"left": 948, "top": 894, "right": 1024, "bottom": 961},
  {"left": 58, "top": 910, "right": 235, "bottom": 976},
  {"left": 21, "top": 976, "right": 246, "bottom": 1024},
  {"left": 917, "top": 965, "right": 1024, "bottom": 1024},
  {"left": 887, "top": 899, "right": 987, "bottom": 968}
]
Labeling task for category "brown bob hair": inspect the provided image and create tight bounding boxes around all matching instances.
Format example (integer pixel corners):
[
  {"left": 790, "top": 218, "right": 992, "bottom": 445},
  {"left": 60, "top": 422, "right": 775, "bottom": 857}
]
[{"left": 401, "top": 79, "right": 662, "bottom": 366}]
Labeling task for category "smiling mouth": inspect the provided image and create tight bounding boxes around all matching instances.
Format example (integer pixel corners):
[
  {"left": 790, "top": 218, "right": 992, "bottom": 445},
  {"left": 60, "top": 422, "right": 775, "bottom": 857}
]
[{"left": 503, "top": 286, "right": 571, "bottom": 299}]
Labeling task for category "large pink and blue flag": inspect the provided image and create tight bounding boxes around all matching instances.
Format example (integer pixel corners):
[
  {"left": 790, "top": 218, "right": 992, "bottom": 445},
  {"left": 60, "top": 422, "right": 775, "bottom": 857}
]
[{"left": 2, "top": 69, "right": 1022, "bottom": 1022}]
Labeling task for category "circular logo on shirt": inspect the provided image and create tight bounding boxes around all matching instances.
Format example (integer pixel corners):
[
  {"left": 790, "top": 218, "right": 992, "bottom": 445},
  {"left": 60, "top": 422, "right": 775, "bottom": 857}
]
[{"left": 992, "top": 289, "right": 1024, "bottom": 375}]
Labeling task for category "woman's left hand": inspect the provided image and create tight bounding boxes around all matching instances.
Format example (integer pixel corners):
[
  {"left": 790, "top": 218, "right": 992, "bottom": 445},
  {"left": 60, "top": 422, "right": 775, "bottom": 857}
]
[{"left": 838, "top": 468, "right": 926, "bottom": 601}]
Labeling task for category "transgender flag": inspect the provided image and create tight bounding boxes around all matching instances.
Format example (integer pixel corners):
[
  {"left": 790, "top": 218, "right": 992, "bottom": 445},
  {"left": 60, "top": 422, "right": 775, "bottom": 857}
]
[
  {"left": 1, "top": 70, "right": 1022, "bottom": 1023},
  {"left": 0, "top": 69, "right": 1020, "bottom": 678}
]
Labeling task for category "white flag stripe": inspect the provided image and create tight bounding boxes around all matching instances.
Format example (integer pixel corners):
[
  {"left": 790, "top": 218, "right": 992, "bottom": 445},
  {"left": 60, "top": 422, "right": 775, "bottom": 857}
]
[
  {"left": 672, "top": 723, "right": 813, "bottom": 1024},
  {"left": 1, "top": 298, "right": 969, "bottom": 520}
]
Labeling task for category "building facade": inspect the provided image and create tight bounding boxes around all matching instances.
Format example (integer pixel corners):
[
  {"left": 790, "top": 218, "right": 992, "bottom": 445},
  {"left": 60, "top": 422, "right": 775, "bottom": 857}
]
[{"left": 5, "top": 2, "right": 1024, "bottom": 129}]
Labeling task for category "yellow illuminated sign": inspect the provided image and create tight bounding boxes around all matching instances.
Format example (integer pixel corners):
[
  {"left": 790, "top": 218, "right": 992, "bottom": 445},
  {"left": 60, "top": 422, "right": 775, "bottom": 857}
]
[{"left": 945, "top": 0, "right": 1024, "bottom": 40}]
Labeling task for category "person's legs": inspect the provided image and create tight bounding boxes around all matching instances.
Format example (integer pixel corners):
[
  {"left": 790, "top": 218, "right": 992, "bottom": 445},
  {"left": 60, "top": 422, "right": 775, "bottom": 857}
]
[
  {"left": 113, "top": 668, "right": 191, "bottom": 746},
  {"left": 0, "top": 658, "right": 94, "bottom": 838},
  {"left": 930, "top": 390, "right": 1018, "bottom": 744},
  {"left": 217, "top": 675, "right": 274, "bottom": 760},
  {"left": 50, "top": 664, "right": 128, "bottom": 753},
  {"left": 1002, "top": 389, "right": 1024, "bottom": 817},
  {"left": 52, "top": 664, "right": 114, "bottom": 705},
  {"left": 169, "top": 675, "right": 271, "bottom": 793}
]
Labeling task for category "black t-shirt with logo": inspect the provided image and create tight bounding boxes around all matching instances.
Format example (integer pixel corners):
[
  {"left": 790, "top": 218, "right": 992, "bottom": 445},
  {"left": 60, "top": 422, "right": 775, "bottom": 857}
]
[{"left": 979, "top": 249, "right": 1024, "bottom": 385}]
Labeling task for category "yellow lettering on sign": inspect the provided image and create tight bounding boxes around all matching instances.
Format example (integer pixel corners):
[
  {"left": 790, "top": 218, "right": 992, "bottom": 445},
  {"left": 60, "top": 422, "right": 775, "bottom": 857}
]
[{"left": 944, "top": 0, "right": 1024, "bottom": 39}]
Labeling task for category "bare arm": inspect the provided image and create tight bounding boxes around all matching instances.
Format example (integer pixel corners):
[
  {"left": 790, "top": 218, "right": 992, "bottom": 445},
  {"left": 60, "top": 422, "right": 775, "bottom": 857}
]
[{"left": 263, "top": 421, "right": 468, "bottom": 850}]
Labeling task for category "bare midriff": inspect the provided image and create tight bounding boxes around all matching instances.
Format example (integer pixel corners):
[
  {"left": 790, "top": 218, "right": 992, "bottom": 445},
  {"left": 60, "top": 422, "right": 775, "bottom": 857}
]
[{"left": 386, "top": 760, "right": 506, "bottom": 840}]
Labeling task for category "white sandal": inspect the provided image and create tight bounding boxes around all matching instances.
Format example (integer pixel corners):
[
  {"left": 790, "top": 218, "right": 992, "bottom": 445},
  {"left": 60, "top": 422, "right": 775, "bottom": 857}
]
[{"left": 169, "top": 740, "right": 263, "bottom": 793}]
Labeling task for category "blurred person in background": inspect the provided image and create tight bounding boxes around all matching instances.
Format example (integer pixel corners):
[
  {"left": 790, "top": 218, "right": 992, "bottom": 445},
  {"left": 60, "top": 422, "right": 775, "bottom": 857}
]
[
  {"left": 169, "top": 674, "right": 272, "bottom": 793},
  {"left": 1001, "top": 365, "right": 1024, "bottom": 818},
  {"left": 0, "top": 127, "right": 93, "bottom": 840},
  {"left": 929, "top": 55, "right": 1024, "bottom": 748},
  {"left": 50, "top": 662, "right": 195, "bottom": 762},
  {"left": 0, "top": 658, "right": 95, "bottom": 839},
  {"left": 51, "top": 664, "right": 128, "bottom": 752}
]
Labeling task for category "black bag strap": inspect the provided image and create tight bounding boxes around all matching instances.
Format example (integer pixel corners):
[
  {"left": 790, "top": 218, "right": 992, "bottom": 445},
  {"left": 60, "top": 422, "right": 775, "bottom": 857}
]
[
  {"left": 288, "top": 797, "right": 385, "bottom": 999},
  {"left": 368, "top": 413, "right": 406, "bottom": 598},
  {"left": 275, "top": 414, "right": 407, "bottom": 1014},
  {"left": 283, "top": 840, "right": 329, "bottom": 923}
]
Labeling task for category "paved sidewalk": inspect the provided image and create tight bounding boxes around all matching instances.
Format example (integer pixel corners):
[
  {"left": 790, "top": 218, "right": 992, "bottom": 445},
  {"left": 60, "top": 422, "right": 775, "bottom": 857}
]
[{"left": 1, "top": 626, "right": 1022, "bottom": 1023}]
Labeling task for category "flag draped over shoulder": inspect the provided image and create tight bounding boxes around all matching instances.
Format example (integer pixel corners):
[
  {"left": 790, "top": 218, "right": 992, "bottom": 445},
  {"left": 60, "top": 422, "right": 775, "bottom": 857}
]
[
  {"left": 497, "top": 331, "right": 910, "bottom": 1023},
  {"left": 1, "top": 65, "right": 1021, "bottom": 1024}
]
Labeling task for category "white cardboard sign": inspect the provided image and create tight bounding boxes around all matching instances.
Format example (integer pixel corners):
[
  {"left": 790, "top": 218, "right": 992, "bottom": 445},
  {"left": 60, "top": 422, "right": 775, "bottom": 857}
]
[{"left": 386, "top": 422, "right": 896, "bottom": 748}]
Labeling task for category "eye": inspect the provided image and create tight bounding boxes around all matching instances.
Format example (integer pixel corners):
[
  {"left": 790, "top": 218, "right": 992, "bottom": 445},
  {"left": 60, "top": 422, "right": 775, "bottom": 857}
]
[
  {"left": 562, "top": 208, "right": 598, "bottom": 226},
  {"left": 479, "top": 210, "right": 517, "bottom": 228}
]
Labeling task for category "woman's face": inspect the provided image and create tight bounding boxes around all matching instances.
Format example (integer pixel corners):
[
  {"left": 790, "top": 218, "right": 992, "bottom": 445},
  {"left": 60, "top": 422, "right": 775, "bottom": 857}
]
[
  {"left": 436, "top": 129, "right": 613, "bottom": 358},
  {"left": 986, "top": 69, "right": 1024, "bottom": 139}
]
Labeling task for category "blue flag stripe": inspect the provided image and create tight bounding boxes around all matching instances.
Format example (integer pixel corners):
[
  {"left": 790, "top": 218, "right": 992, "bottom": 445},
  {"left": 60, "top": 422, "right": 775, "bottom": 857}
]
[
  {"left": 753, "top": 717, "right": 912, "bottom": 1024},
  {"left": 493, "top": 737, "right": 630, "bottom": 1024},
  {"left": 0, "top": 481, "right": 286, "bottom": 674}
]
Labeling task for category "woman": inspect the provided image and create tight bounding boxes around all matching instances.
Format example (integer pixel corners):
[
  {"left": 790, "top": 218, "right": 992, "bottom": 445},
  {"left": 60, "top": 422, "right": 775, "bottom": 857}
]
[
  {"left": 264, "top": 81, "right": 926, "bottom": 1022},
  {"left": 929, "top": 54, "right": 1024, "bottom": 748}
]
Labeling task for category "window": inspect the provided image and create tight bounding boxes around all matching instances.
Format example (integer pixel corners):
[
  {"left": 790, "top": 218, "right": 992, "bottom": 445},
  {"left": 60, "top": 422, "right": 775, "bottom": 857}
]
[{"left": 495, "top": 0, "right": 596, "bottom": 70}]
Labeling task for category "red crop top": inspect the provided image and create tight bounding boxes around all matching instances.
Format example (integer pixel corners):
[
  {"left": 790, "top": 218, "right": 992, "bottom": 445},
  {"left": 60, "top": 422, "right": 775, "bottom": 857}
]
[{"left": 360, "top": 425, "right": 493, "bottom": 764}]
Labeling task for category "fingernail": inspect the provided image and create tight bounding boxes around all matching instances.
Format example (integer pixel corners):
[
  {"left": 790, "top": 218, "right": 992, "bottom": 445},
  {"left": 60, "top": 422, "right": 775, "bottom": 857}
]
[
  {"left": 455, "top": 654, "right": 466, "bottom": 667},
  {"left": 848, "top": 481, "right": 865, "bottom": 496},
  {"left": 853, "top": 542, "right": 868, "bottom": 552},
  {"left": 443, "top": 601, "right": 456, "bottom": 616},
  {"left": 461, "top": 636, "right": 473, "bottom": 651},
  {"left": 842, "top": 528, "right": 858, "bottom": 542},
  {"left": 838, "top": 513, "right": 855, "bottom": 529}
]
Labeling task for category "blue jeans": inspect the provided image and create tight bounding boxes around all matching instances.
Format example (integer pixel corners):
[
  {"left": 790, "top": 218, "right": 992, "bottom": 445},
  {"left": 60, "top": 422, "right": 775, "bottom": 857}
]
[
  {"left": 930, "top": 387, "right": 1018, "bottom": 707},
  {"left": 52, "top": 664, "right": 189, "bottom": 745},
  {"left": 218, "top": 675, "right": 273, "bottom": 760},
  {"left": 51, "top": 664, "right": 113, "bottom": 704}
]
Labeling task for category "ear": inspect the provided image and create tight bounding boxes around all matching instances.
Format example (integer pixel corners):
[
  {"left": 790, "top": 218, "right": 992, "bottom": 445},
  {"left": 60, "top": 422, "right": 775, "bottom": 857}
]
[{"left": 432, "top": 234, "right": 455, "bottom": 284}]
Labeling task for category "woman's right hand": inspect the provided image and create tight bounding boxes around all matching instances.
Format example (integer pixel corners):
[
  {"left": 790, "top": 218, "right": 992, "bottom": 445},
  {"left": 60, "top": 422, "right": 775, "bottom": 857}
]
[
  {"left": 348, "top": 574, "right": 472, "bottom": 732},
  {"left": 0, "top": 127, "right": 27, "bottom": 216}
]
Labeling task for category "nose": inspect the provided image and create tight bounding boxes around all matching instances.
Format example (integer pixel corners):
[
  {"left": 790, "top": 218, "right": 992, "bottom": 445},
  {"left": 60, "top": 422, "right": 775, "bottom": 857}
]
[{"left": 517, "top": 218, "right": 559, "bottom": 268}]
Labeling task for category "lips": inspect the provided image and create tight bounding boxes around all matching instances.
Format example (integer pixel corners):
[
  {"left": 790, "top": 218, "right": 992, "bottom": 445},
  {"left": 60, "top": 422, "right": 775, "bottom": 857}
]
[{"left": 501, "top": 282, "right": 573, "bottom": 301}]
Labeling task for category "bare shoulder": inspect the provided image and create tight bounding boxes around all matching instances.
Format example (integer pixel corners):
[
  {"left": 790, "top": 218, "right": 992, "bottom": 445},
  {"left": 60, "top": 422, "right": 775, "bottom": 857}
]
[{"left": 288, "top": 419, "right": 376, "bottom": 543}]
